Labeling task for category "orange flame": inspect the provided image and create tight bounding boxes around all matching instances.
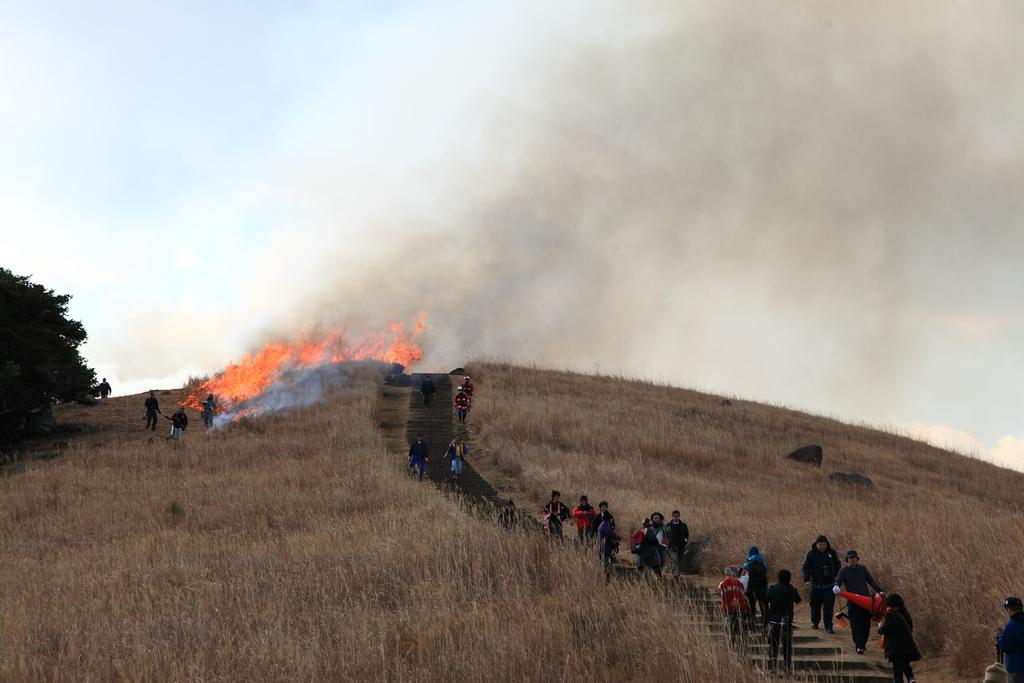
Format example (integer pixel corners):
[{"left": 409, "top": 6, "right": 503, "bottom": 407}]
[{"left": 181, "top": 319, "right": 424, "bottom": 412}]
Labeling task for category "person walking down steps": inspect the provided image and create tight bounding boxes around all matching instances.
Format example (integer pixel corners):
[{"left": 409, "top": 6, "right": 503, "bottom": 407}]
[
  {"left": 420, "top": 376, "right": 436, "bottom": 407},
  {"left": 498, "top": 499, "right": 517, "bottom": 529},
  {"left": 571, "top": 495, "right": 596, "bottom": 543},
  {"left": 666, "top": 510, "right": 689, "bottom": 574},
  {"left": 454, "top": 386, "right": 470, "bottom": 423},
  {"left": 719, "top": 566, "right": 751, "bottom": 647},
  {"left": 408, "top": 433, "right": 430, "bottom": 481},
  {"left": 543, "top": 490, "right": 570, "bottom": 539},
  {"left": 877, "top": 593, "right": 921, "bottom": 683},
  {"left": 834, "top": 550, "right": 885, "bottom": 655},
  {"left": 802, "top": 534, "right": 841, "bottom": 633},
  {"left": 446, "top": 437, "right": 467, "bottom": 478}
]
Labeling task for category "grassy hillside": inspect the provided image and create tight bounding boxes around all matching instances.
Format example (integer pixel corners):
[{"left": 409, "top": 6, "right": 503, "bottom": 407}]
[
  {"left": 0, "top": 364, "right": 750, "bottom": 682},
  {"left": 466, "top": 362, "right": 1023, "bottom": 677}
]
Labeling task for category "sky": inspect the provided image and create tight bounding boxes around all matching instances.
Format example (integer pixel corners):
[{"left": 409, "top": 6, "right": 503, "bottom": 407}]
[{"left": 3, "top": 1, "right": 1022, "bottom": 469}]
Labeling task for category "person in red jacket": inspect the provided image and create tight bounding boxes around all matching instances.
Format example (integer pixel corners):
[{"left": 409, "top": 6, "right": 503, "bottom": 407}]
[
  {"left": 719, "top": 565, "right": 751, "bottom": 646},
  {"left": 571, "top": 495, "right": 597, "bottom": 544},
  {"left": 462, "top": 375, "right": 474, "bottom": 401},
  {"left": 454, "top": 386, "right": 470, "bottom": 423}
]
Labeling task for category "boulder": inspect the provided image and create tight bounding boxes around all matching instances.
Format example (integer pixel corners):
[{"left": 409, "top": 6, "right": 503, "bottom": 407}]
[
  {"left": 386, "top": 362, "right": 405, "bottom": 376},
  {"left": 828, "top": 471, "right": 875, "bottom": 489},
  {"left": 719, "top": 399, "right": 733, "bottom": 407},
  {"left": 449, "top": 367, "right": 466, "bottom": 376},
  {"left": 786, "top": 444, "right": 823, "bottom": 467}
]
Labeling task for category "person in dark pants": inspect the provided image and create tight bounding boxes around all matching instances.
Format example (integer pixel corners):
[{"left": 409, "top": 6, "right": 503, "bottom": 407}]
[
  {"left": 144, "top": 392, "right": 161, "bottom": 431},
  {"left": 420, "top": 377, "right": 436, "bottom": 406},
  {"left": 408, "top": 434, "right": 429, "bottom": 481},
  {"left": 97, "top": 378, "right": 112, "bottom": 399},
  {"left": 998, "top": 596, "right": 1024, "bottom": 683},
  {"left": 802, "top": 534, "right": 841, "bottom": 633},
  {"left": 165, "top": 408, "right": 188, "bottom": 439},
  {"left": 201, "top": 394, "right": 217, "bottom": 429},
  {"left": 454, "top": 386, "right": 470, "bottom": 423},
  {"left": 719, "top": 566, "right": 751, "bottom": 647},
  {"left": 543, "top": 490, "right": 570, "bottom": 538},
  {"left": 742, "top": 546, "right": 770, "bottom": 628},
  {"left": 498, "top": 499, "right": 517, "bottom": 529},
  {"left": 877, "top": 593, "right": 920, "bottom": 682},
  {"left": 766, "top": 569, "right": 802, "bottom": 674},
  {"left": 834, "top": 550, "right": 884, "bottom": 654},
  {"left": 666, "top": 510, "right": 689, "bottom": 574}
]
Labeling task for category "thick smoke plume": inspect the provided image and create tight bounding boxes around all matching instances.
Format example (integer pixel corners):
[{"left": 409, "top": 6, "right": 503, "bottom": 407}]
[{"left": 290, "top": 2, "right": 1022, "bottom": 445}]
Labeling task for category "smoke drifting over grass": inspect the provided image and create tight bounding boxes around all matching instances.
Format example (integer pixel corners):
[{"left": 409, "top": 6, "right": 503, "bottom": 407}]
[{"left": 297, "top": 2, "right": 1023, "bottom": 447}]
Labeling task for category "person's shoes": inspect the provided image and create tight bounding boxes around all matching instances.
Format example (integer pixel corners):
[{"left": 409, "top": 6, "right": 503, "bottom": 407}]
[
  {"left": 810, "top": 623, "right": 819, "bottom": 630},
  {"left": 825, "top": 626, "right": 835, "bottom": 634},
  {"left": 856, "top": 648, "right": 865, "bottom": 655}
]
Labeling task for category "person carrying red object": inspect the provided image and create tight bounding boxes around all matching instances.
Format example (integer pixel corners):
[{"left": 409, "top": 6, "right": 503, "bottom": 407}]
[
  {"left": 454, "top": 386, "right": 470, "bottom": 423},
  {"left": 571, "top": 495, "right": 597, "bottom": 543},
  {"left": 719, "top": 566, "right": 751, "bottom": 646},
  {"left": 833, "top": 549, "right": 885, "bottom": 655}
]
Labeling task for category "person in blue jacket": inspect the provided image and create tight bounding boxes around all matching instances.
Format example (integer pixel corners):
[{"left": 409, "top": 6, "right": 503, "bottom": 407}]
[
  {"left": 742, "top": 546, "right": 770, "bottom": 627},
  {"left": 998, "top": 596, "right": 1024, "bottom": 681}
]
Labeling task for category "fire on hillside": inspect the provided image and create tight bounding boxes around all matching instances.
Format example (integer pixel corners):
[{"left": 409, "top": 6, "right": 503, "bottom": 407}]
[{"left": 180, "top": 319, "right": 424, "bottom": 425}]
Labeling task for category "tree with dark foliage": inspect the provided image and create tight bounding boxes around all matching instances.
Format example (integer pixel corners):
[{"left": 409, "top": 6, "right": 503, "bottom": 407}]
[{"left": 0, "top": 268, "right": 96, "bottom": 439}]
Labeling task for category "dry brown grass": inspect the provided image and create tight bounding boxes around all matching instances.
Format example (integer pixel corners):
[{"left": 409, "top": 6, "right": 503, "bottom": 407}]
[
  {"left": 467, "top": 361, "right": 1024, "bottom": 679},
  {"left": 0, "top": 365, "right": 755, "bottom": 682}
]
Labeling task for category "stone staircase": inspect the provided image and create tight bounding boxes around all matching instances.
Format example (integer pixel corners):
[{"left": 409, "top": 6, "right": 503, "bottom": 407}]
[{"left": 390, "top": 372, "right": 893, "bottom": 682}]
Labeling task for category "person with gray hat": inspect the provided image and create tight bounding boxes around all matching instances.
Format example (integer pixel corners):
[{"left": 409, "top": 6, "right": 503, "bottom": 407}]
[
  {"left": 998, "top": 596, "right": 1024, "bottom": 681},
  {"left": 833, "top": 549, "right": 884, "bottom": 655}
]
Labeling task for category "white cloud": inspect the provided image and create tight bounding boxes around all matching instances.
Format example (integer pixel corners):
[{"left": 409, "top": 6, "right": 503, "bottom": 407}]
[{"left": 901, "top": 421, "right": 1024, "bottom": 472}]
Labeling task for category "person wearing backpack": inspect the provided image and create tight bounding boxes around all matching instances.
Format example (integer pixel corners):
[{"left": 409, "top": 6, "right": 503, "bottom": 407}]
[
  {"left": 591, "top": 501, "right": 614, "bottom": 536},
  {"left": 719, "top": 566, "right": 751, "bottom": 646},
  {"left": 638, "top": 514, "right": 668, "bottom": 580},
  {"left": 571, "top": 496, "right": 597, "bottom": 543},
  {"left": 766, "top": 569, "right": 802, "bottom": 674},
  {"left": 802, "top": 534, "right": 841, "bottom": 633},
  {"left": 742, "top": 546, "right": 770, "bottom": 627},
  {"left": 877, "top": 593, "right": 921, "bottom": 682},
  {"left": 833, "top": 550, "right": 885, "bottom": 654},
  {"left": 666, "top": 510, "right": 689, "bottom": 575},
  {"left": 598, "top": 518, "right": 619, "bottom": 578}
]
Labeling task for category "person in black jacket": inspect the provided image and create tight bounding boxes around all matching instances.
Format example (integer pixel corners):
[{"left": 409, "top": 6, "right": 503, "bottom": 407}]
[
  {"left": 543, "top": 491, "right": 570, "bottom": 538},
  {"left": 802, "top": 534, "right": 841, "bottom": 633},
  {"left": 877, "top": 593, "right": 920, "bottom": 682},
  {"left": 834, "top": 550, "right": 885, "bottom": 654},
  {"left": 420, "top": 377, "right": 436, "bottom": 406},
  {"left": 666, "top": 510, "right": 689, "bottom": 574},
  {"left": 497, "top": 499, "right": 517, "bottom": 530},
  {"left": 97, "top": 378, "right": 112, "bottom": 399},
  {"left": 144, "top": 392, "right": 161, "bottom": 431},
  {"left": 766, "top": 569, "right": 802, "bottom": 673}
]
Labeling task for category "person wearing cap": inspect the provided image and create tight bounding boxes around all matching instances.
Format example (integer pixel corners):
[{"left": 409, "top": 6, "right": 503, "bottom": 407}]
[
  {"left": 462, "top": 375, "right": 474, "bottom": 400},
  {"left": 802, "top": 534, "right": 841, "bottom": 633},
  {"left": 453, "top": 386, "right": 470, "bottom": 423},
  {"left": 571, "top": 495, "right": 596, "bottom": 543},
  {"left": 877, "top": 593, "right": 920, "bottom": 682},
  {"left": 833, "top": 550, "right": 884, "bottom": 654},
  {"left": 998, "top": 596, "right": 1024, "bottom": 681}
]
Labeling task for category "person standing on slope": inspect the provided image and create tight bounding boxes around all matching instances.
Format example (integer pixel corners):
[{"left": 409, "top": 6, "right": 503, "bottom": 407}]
[
  {"left": 420, "top": 377, "right": 436, "bottom": 407},
  {"left": 445, "top": 437, "right": 467, "bottom": 478},
  {"left": 766, "top": 569, "right": 802, "bottom": 674},
  {"left": 165, "top": 407, "right": 188, "bottom": 439},
  {"left": 638, "top": 513, "right": 668, "bottom": 581},
  {"left": 408, "top": 434, "right": 430, "bottom": 481},
  {"left": 543, "top": 490, "right": 570, "bottom": 539},
  {"left": 454, "top": 386, "right": 470, "bottom": 423},
  {"left": 877, "top": 593, "right": 921, "bottom": 683},
  {"left": 719, "top": 566, "right": 751, "bottom": 646},
  {"left": 833, "top": 550, "right": 885, "bottom": 655},
  {"left": 144, "top": 391, "right": 161, "bottom": 431},
  {"left": 598, "top": 516, "right": 619, "bottom": 577},
  {"left": 666, "top": 510, "right": 690, "bottom": 575},
  {"left": 998, "top": 596, "right": 1024, "bottom": 683},
  {"left": 802, "top": 534, "right": 841, "bottom": 633},
  {"left": 742, "top": 546, "right": 770, "bottom": 628},
  {"left": 462, "top": 375, "right": 474, "bottom": 402},
  {"left": 201, "top": 393, "right": 217, "bottom": 429},
  {"left": 571, "top": 495, "right": 597, "bottom": 544},
  {"left": 498, "top": 499, "right": 517, "bottom": 530},
  {"left": 97, "top": 378, "right": 112, "bottom": 399}
]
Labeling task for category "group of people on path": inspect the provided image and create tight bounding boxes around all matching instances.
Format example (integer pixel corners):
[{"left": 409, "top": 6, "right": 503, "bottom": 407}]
[
  {"left": 419, "top": 375, "right": 474, "bottom": 423},
  {"left": 142, "top": 391, "right": 217, "bottom": 439},
  {"left": 718, "top": 539, "right": 919, "bottom": 679},
  {"left": 406, "top": 433, "right": 470, "bottom": 481}
]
